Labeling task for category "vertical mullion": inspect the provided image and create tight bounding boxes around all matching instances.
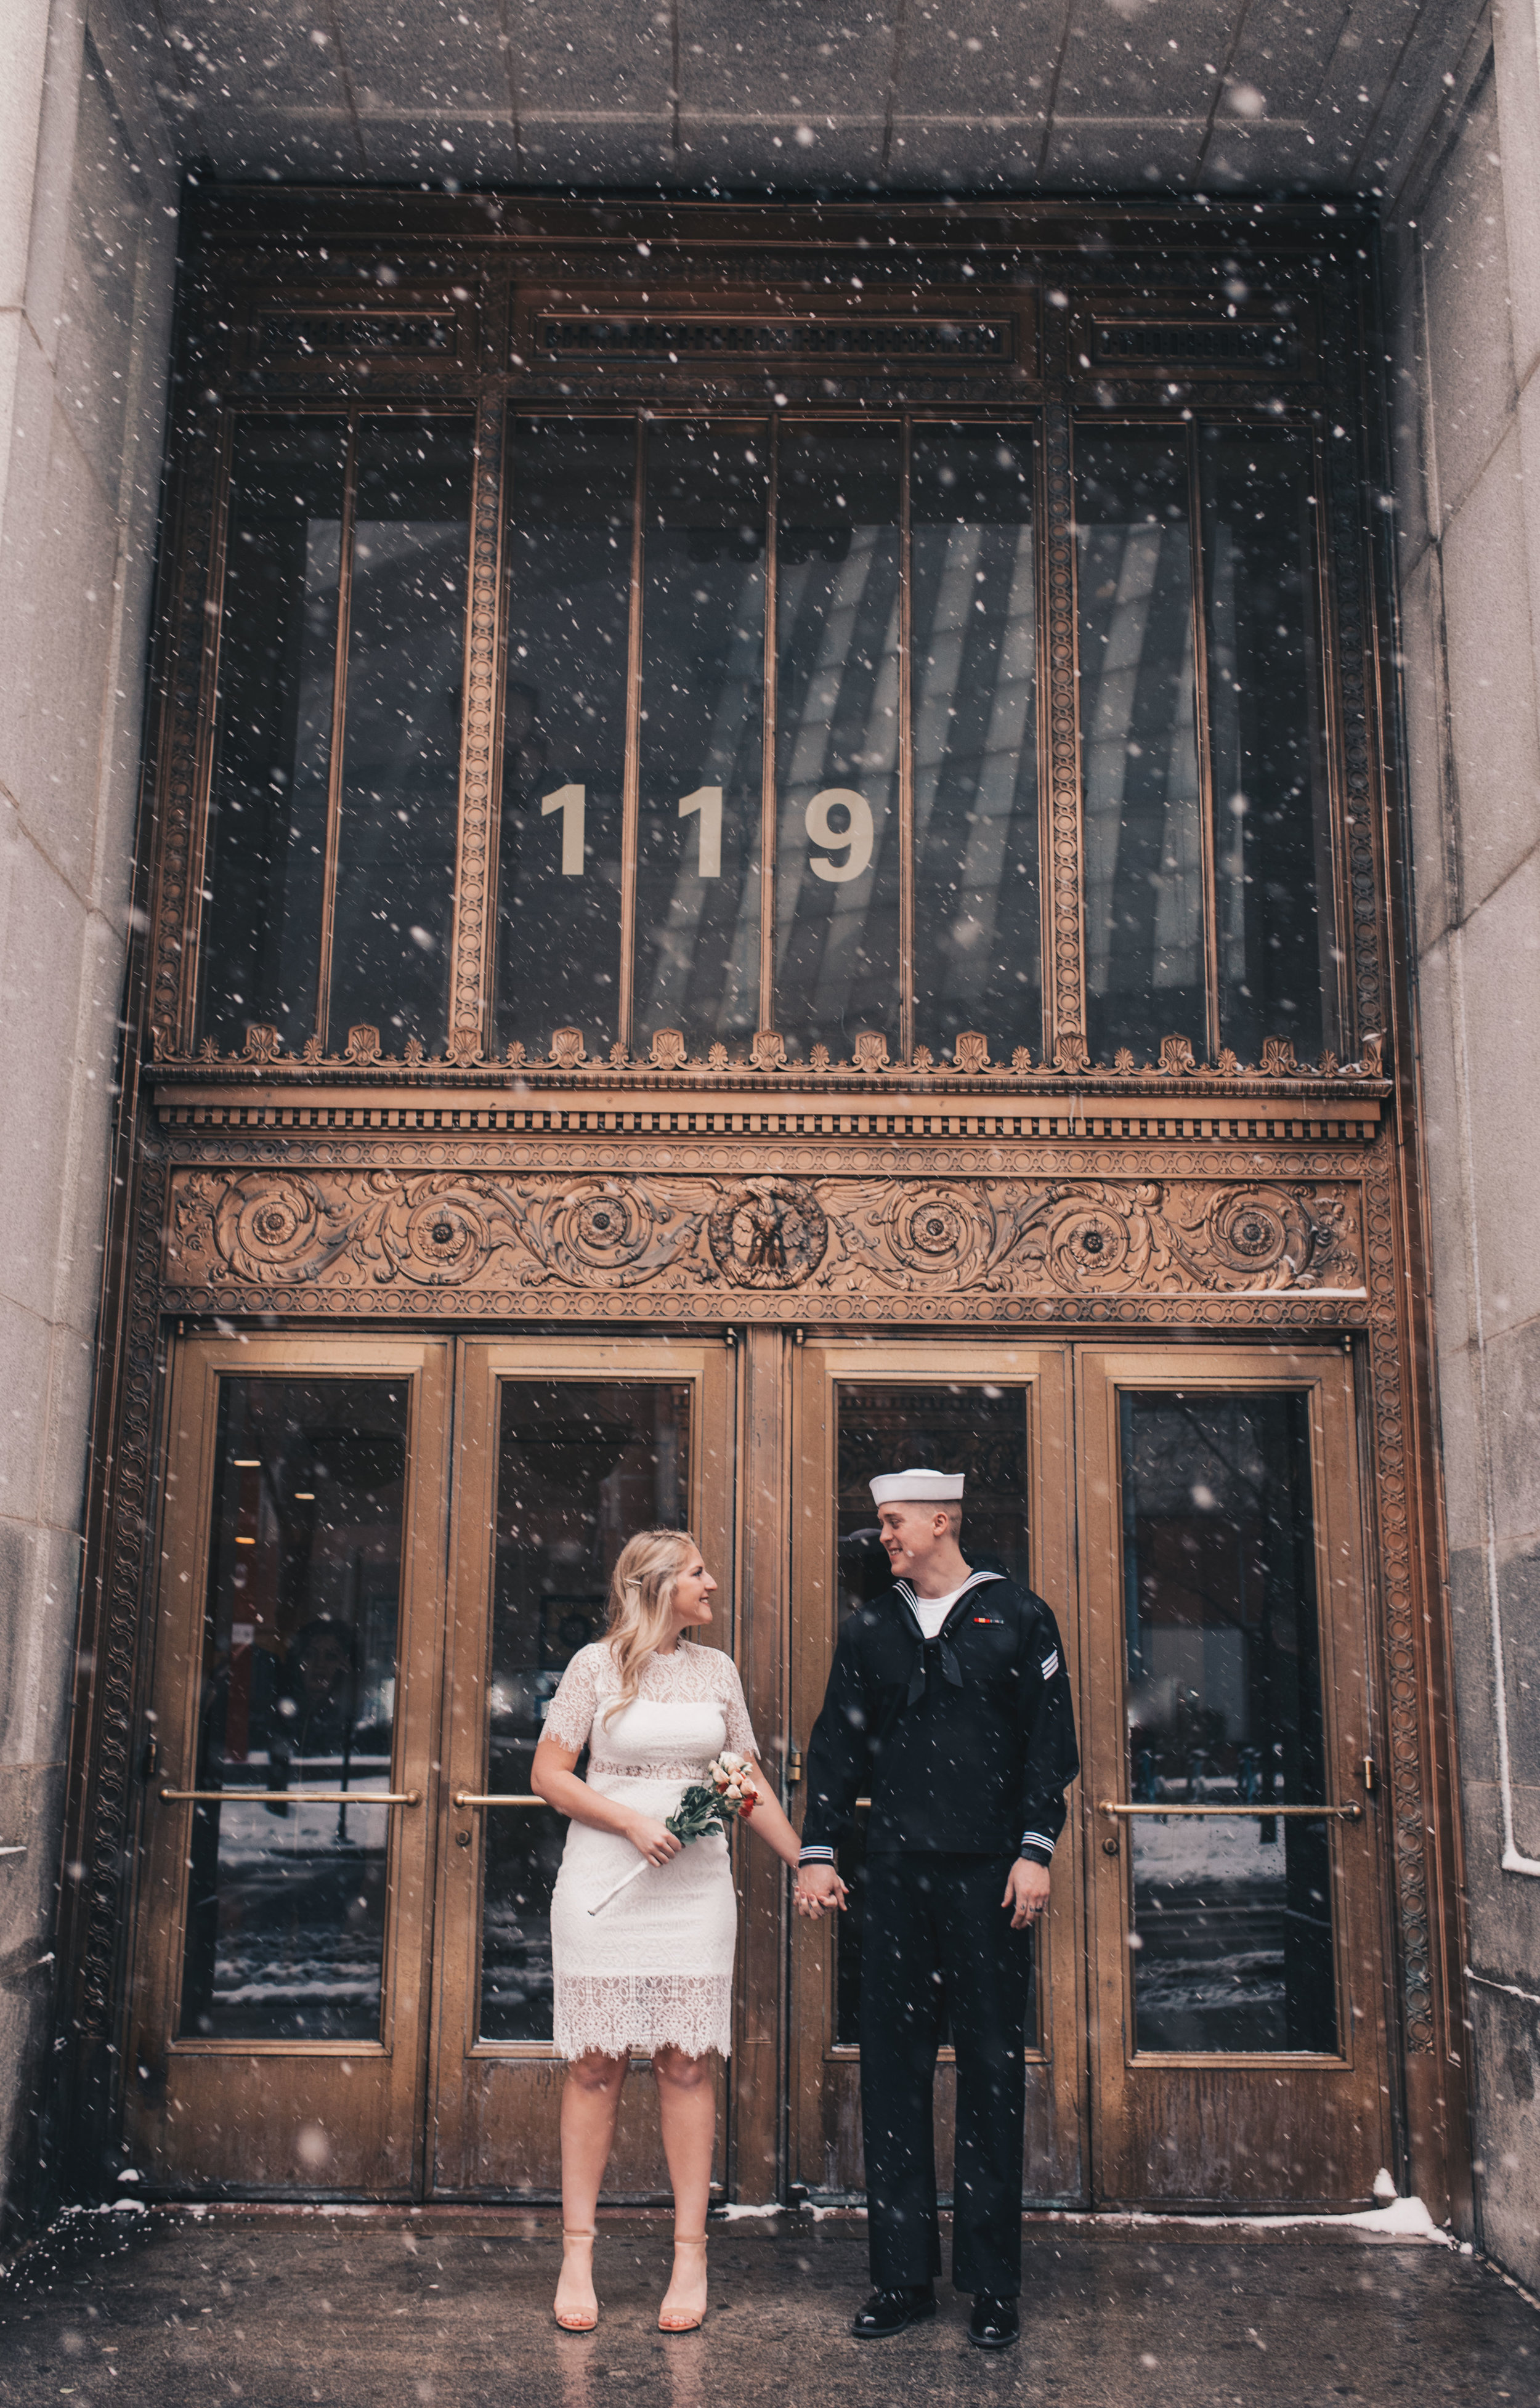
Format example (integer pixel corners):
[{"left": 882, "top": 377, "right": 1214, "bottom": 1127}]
[
  {"left": 617, "top": 415, "right": 647, "bottom": 1056},
  {"left": 315, "top": 410, "right": 360, "bottom": 1049},
  {"left": 759, "top": 414, "right": 779, "bottom": 1039},
  {"left": 1309, "top": 420, "right": 1352, "bottom": 1057},
  {"left": 1040, "top": 394, "right": 1088, "bottom": 1071},
  {"left": 897, "top": 416, "right": 914, "bottom": 1064},
  {"left": 448, "top": 396, "right": 507, "bottom": 1064},
  {"left": 177, "top": 409, "right": 238, "bottom": 1045},
  {"left": 1186, "top": 416, "right": 1222, "bottom": 1066},
  {"left": 1031, "top": 417, "right": 1055, "bottom": 1072}
]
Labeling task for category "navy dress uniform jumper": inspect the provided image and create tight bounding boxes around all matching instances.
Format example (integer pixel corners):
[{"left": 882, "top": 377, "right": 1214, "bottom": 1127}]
[{"left": 800, "top": 1568, "right": 1079, "bottom": 2299}]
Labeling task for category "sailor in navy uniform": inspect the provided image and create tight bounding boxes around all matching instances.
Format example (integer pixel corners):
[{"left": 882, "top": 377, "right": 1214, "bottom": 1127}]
[{"left": 795, "top": 1467, "right": 1079, "bottom": 2349}]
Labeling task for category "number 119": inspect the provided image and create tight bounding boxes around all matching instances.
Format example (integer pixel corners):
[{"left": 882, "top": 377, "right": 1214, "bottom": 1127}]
[{"left": 540, "top": 782, "right": 871, "bottom": 884}]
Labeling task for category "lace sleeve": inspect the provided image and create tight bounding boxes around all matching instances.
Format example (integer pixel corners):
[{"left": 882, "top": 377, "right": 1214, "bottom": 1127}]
[
  {"left": 542, "top": 1645, "right": 602, "bottom": 1754},
  {"left": 716, "top": 1654, "right": 760, "bottom": 1762}
]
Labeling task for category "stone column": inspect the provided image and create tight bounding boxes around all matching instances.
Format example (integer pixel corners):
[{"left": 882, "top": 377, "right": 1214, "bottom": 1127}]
[
  {"left": 0, "top": 0, "right": 176, "bottom": 2240},
  {"left": 1392, "top": 0, "right": 1540, "bottom": 2288}
]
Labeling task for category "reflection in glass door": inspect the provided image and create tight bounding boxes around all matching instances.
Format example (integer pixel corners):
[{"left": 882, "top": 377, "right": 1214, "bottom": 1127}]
[
  {"left": 1080, "top": 1348, "right": 1392, "bottom": 2207},
  {"left": 432, "top": 1340, "right": 734, "bottom": 2198},
  {"left": 1121, "top": 1389, "right": 1335, "bottom": 2056},
  {"left": 180, "top": 1377, "right": 410, "bottom": 2043}
]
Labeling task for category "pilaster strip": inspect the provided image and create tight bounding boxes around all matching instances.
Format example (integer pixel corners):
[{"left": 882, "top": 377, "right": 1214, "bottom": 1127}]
[
  {"left": 1042, "top": 400, "right": 1086, "bottom": 1063},
  {"left": 1361, "top": 1132, "right": 1432, "bottom": 2047},
  {"left": 150, "top": 411, "right": 224, "bottom": 1053},
  {"left": 447, "top": 397, "right": 505, "bottom": 1063},
  {"left": 1327, "top": 421, "right": 1388, "bottom": 1050},
  {"left": 77, "top": 1141, "right": 169, "bottom": 2035}
]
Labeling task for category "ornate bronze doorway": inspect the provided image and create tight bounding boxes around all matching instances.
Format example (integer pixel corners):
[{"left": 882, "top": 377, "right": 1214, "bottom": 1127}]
[
  {"left": 127, "top": 1323, "right": 1390, "bottom": 2208},
  {"left": 71, "top": 195, "right": 1465, "bottom": 2223}
]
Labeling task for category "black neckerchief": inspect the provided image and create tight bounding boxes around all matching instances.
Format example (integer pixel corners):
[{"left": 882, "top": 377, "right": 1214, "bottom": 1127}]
[{"left": 893, "top": 1569, "right": 1007, "bottom": 1706}]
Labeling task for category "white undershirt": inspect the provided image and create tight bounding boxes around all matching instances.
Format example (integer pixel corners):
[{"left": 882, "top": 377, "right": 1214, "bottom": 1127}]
[{"left": 910, "top": 1578, "right": 975, "bottom": 1639}]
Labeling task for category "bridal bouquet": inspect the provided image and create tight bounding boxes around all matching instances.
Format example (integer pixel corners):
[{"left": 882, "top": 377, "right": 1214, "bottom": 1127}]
[{"left": 588, "top": 1753, "right": 759, "bottom": 1916}]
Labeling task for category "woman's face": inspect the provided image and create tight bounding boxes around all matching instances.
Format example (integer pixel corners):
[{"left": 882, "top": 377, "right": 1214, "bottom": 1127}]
[{"left": 668, "top": 1552, "right": 717, "bottom": 1633}]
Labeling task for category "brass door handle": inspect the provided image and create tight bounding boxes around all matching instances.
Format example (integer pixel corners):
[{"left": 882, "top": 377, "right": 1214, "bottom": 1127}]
[
  {"left": 452, "top": 1792, "right": 545, "bottom": 1808},
  {"left": 160, "top": 1788, "right": 421, "bottom": 1806},
  {"left": 1099, "top": 1799, "right": 1363, "bottom": 1822}
]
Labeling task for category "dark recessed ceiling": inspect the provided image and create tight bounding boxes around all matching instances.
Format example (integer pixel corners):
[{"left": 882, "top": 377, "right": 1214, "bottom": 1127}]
[{"left": 132, "top": 0, "right": 1482, "bottom": 198}]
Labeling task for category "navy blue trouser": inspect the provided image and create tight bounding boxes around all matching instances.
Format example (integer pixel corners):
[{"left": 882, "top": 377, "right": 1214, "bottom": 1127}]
[{"left": 859, "top": 1852, "right": 1033, "bottom": 2298}]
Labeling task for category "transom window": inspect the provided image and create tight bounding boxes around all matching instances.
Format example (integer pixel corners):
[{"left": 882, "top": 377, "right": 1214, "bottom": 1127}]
[{"left": 192, "top": 400, "right": 1340, "bottom": 1071}]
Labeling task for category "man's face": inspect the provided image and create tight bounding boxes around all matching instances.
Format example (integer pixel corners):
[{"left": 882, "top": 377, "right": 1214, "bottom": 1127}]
[
  {"left": 877, "top": 1502, "right": 950, "bottom": 1574},
  {"left": 299, "top": 1631, "right": 352, "bottom": 1705}
]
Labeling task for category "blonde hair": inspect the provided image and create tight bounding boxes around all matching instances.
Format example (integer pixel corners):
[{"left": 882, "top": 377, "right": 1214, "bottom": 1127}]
[{"left": 600, "top": 1527, "right": 702, "bottom": 1729}]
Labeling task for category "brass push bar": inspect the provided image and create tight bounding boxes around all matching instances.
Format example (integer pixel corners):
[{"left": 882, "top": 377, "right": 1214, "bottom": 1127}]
[
  {"left": 160, "top": 1788, "right": 421, "bottom": 1806},
  {"left": 453, "top": 1793, "right": 543, "bottom": 1808},
  {"left": 1099, "top": 1799, "right": 1363, "bottom": 1821}
]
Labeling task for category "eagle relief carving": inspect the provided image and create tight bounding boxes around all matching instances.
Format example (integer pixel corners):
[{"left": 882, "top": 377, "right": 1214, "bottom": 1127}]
[{"left": 706, "top": 1180, "right": 829, "bottom": 1288}]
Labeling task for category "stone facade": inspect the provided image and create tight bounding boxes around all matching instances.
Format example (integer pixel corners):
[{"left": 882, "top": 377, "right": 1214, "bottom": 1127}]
[
  {"left": 0, "top": 0, "right": 175, "bottom": 2239},
  {"left": 4, "top": 0, "right": 1540, "bottom": 2293},
  {"left": 1388, "top": 0, "right": 1540, "bottom": 2291}
]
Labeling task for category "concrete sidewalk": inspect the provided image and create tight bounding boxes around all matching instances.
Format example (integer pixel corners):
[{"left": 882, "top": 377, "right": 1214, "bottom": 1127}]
[{"left": 0, "top": 2208, "right": 1534, "bottom": 2408}]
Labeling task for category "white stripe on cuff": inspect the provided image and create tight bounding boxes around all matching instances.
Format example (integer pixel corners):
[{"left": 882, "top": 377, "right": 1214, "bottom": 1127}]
[
  {"left": 798, "top": 1846, "right": 836, "bottom": 1862},
  {"left": 1020, "top": 1831, "right": 1056, "bottom": 1855}
]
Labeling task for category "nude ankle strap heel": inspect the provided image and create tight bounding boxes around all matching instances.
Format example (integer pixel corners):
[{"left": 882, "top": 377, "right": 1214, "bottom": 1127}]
[
  {"left": 554, "top": 2229, "right": 599, "bottom": 2332},
  {"left": 658, "top": 2234, "right": 708, "bottom": 2334}
]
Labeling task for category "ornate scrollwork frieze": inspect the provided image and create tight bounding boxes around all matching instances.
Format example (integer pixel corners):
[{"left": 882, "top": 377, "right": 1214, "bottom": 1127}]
[
  {"left": 163, "top": 1165, "right": 1364, "bottom": 1318},
  {"left": 1359, "top": 1134, "right": 1433, "bottom": 2049}
]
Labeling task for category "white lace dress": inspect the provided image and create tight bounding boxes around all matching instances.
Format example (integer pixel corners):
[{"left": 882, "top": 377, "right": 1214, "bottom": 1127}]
[{"left": 543, "top": 1639, "right": 760, "bottom": 2062}]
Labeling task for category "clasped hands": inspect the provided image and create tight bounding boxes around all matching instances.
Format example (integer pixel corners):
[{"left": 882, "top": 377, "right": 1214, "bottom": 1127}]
[{"left": 793, "top": 1857, "right": 1051, "bottom": 1931}]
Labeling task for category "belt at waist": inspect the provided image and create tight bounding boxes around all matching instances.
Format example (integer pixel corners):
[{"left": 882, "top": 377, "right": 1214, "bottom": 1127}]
[{"left": 588, "top": 1761, "right": 705, "bottom": 1782}]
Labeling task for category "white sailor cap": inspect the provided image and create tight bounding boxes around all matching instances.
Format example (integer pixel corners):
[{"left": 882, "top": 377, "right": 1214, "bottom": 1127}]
[{"left": 869, "top": 1467, "right": 965, "bottom": 1506}]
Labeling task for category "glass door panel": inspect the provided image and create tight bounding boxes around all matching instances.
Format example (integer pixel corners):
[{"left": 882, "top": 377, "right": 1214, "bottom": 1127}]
[
  {"left": 790, "top": 1341, "right": 1082, "bottom": 2206},
  {"left": 179, "top": 1376, "right": 408, "bottom": 2044},
  {"left": 827, "top": 1381, "right": 1039, "bottom": 2055},
  {"left": 1121, "top": 1388, "right": 1336, "bottom": 2055},
  {"left": 1079, "top": 1348, "right": 1392, "bottom": 2207},
  {"left": 431, "top": 1339, "right": 734, "bottom": 2198},
  {"left": 479, "top": 1377, "right": 692, "bottom": 2046},
  {"left": 126, "top": 1336, "right": 452, "bottom": 2197}
]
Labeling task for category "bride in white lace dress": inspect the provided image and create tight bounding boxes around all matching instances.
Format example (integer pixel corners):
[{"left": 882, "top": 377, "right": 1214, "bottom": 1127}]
[{"left": 532, "top": 1527, "right": 802, "bottom": 2337}]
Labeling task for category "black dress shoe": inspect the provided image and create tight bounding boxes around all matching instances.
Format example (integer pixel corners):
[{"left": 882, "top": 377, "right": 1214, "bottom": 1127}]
[
  {"left": 852, "top": 2285, "right": 938, "bottom": 2338},
  {"left": 968, "top": 2295, "right": 1020, "bottom": 2349}
]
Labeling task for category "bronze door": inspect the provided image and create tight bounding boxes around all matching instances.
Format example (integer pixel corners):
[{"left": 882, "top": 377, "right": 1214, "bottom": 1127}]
[
  {"left": 128, "top": 1327, "right": 1392, "bottom": 2208},
  {"left": 429, "top": 1337, "right": 736, "bottom": 2197},
  {"left": 788, "top": 1340, "right": 1086, "bottom": 2206},
  {"left": 1079, "top": 1345, "right": 1393, "bottom": 2206},
  {"left": 125, "top": 1336, "right": 453, "bottom": 2194}
]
